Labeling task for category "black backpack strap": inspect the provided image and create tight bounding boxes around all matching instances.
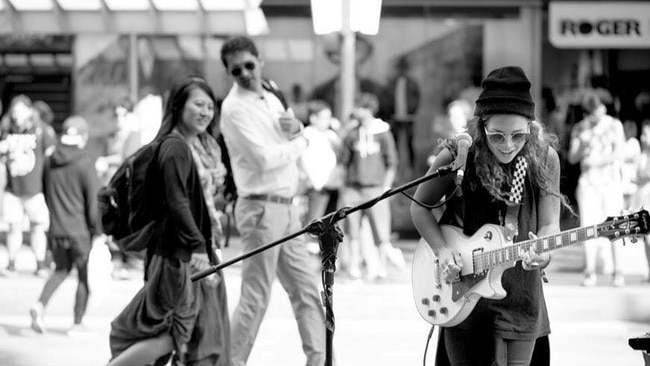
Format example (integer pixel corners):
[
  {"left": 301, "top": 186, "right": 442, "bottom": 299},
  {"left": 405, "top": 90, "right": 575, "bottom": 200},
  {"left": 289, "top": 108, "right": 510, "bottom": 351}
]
[{"left": 262, "top": 78, "right": 288, "bottom": 111}]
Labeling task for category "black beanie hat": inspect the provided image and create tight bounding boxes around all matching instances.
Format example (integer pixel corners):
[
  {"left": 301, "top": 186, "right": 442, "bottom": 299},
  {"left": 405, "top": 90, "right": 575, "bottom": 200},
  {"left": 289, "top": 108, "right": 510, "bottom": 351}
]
[{"left": 474, "top": 66, "right": 535, "bottom": 120}]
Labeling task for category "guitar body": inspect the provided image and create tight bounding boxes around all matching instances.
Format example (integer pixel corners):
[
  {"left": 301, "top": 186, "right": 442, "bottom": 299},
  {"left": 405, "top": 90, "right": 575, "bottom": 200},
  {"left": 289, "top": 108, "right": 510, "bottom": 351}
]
[
  {"left": 412, "top": 224, "right": 516, "bottom": 327},
  {"left": 411, "top": 210, "right": 649, "bottom": 327}
]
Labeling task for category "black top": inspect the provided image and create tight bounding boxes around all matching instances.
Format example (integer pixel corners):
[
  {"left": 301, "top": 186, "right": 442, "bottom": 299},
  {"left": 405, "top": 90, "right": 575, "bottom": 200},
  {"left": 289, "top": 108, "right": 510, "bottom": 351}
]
[
  {"left": 440, "top": 149, "right": 552, "bottom": 340},
  {"left": 43, "top": 143, "right": 101, "bottom": 238},
  {"left": 150, "top": 133, "right": 213, "bottom": 263}
]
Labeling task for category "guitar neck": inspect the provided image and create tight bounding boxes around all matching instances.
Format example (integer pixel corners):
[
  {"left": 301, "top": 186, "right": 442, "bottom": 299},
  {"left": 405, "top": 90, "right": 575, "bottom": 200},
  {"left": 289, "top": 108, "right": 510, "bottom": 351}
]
[{"left": 474, "top": 225, "right": 599, "bottom": 271}]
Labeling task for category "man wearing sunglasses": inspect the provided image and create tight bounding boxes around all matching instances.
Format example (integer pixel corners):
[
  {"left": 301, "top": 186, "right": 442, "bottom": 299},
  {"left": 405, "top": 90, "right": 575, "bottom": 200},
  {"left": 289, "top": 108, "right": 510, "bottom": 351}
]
[{"left": 219, "top": 36, "right": 325, "bottom": 366}]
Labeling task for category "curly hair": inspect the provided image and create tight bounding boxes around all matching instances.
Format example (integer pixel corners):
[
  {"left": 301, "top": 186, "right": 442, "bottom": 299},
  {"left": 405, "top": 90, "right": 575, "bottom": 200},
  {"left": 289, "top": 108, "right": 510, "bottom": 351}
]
[{"left": 450, "top": 116, "right": 566, "bottom": 207}]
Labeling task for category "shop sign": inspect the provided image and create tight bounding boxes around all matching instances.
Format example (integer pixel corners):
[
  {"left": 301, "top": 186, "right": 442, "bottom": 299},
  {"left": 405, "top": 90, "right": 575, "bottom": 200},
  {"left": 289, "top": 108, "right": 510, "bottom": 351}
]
[{"left": 549, "top": 2, "right": 650, "bottom": 48}]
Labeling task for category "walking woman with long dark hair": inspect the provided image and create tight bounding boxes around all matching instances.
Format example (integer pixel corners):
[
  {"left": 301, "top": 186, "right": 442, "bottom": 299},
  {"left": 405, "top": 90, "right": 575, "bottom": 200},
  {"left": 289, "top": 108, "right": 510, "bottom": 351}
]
[{"left": 108, "top": 76, "right": 230, "bottom": 366}]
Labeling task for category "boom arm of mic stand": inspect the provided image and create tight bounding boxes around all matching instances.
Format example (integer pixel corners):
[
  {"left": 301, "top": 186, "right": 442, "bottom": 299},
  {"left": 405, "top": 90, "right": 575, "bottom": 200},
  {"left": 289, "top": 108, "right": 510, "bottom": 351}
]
[{"left": 190, "top": 165, "right": 455, "bottom": 282}]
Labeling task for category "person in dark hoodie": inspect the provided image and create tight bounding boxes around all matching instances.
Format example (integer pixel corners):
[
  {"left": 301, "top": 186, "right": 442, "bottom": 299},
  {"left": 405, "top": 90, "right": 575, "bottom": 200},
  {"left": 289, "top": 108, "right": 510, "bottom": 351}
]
[{"left": 29, "top": 115, "right": 102, "bottom": 335}]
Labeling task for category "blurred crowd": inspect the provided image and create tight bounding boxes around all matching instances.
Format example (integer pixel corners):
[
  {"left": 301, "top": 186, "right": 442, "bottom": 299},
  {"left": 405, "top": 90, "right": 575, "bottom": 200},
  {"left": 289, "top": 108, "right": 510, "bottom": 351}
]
[{"left": 0, "top": 67, "right": 649, "bottom": 345}]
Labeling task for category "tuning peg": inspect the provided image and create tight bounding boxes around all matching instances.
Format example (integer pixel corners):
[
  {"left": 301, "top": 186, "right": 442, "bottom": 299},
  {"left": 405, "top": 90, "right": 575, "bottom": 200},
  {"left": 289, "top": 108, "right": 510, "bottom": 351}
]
[{"left": 630, "top": 236, "right": 638, "bottom": 244}]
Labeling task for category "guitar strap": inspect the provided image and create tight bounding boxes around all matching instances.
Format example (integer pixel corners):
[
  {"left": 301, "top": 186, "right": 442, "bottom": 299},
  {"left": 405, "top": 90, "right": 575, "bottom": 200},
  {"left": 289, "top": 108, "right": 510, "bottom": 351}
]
[
  {"left": 504, "top": 156, "right": 548, "bottom": 282},
  {"left": 504, "top": 205, "right": 520, "bottom": 241},
  {"left": 503, "top": 156, "right": 528, "bottom": 241}
]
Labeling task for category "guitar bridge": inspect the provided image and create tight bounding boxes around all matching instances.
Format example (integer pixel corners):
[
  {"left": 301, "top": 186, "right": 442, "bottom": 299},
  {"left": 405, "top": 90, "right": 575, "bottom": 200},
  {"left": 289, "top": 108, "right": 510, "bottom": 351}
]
[{"left": 472, "top": 247, "right": 485, "bottom": 275}]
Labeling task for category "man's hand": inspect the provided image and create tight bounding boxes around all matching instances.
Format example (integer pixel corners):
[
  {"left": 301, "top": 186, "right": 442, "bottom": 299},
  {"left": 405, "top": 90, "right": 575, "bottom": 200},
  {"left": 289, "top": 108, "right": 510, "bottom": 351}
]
[{"left": 279, "top": 110, "right": 301, "bottom": 135}]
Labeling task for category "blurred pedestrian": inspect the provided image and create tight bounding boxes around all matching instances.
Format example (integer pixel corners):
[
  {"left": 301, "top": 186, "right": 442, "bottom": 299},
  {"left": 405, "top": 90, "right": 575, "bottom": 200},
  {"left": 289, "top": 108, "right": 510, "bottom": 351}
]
[
  {"left": 387, "top": 57, "right": 420, "bottom": 169},
  {"left": 567, "top": 91, "right": 626, "bottom": 287},
  {"left": 96, "top": 99, "right": 144, "bottom": 280},
  {"left": 29, "top": 115, "right": 102, "bottom": 335},
  {"left": 339, "top": 92, "right": 402, "bottom": 280},
  {"left": 219, "top": 36, "right": 326, "bottom": 366},
  {"left": 0, "top": 99, "right": 5, "bottom": 233},
  {"left": 634, "top": 119, "right": 650, "bottom": 281},
  {"left": 108, "top": 76, "right": 230, "bottom": 366},
  {"left": 0, "top": 95, "right": 56, "bottom": 277},
  {"left": 299, "top": 100, "right": 343, "bottom": 254},
  {"left": 96, "top": 99, "right": 143, "bottom": 183},
  {"left": 621, "top": 120, "right": 641, "bottom": 211},
  {"left": 33, "top": 100, "right": 55, "bottom": 127},
  {"left": 428, "top": 99, "right": 473, "bottom": 166}
]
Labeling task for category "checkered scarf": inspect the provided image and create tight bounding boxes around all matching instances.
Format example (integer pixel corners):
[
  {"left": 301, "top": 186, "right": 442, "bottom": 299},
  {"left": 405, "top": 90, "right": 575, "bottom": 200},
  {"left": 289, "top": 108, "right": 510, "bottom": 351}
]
[{"left": 506, "top": 155, "right": 528, "bottom": 206}]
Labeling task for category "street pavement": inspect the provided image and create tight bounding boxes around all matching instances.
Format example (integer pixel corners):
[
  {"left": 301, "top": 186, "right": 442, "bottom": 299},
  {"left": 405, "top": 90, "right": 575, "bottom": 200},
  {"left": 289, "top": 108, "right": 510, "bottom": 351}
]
[{"left": 1, "top": 236, "right": 649, "bottom": 366}]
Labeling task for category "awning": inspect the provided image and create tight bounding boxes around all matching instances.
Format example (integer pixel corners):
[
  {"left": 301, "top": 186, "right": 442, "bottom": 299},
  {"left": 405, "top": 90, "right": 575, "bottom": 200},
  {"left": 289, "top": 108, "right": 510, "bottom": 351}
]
[
  {"left": 262, "top": 0, "right": 543, "bottom": 18},
  {"left": 0, "top": 0, "right": 268, "bottom": 35}
]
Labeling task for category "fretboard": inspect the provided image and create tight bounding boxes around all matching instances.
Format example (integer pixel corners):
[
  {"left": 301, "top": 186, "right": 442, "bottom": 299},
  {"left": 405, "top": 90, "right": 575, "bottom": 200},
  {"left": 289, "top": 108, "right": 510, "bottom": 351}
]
[{"left": 474, "top": 225, "right": 599, "bottom": 272}]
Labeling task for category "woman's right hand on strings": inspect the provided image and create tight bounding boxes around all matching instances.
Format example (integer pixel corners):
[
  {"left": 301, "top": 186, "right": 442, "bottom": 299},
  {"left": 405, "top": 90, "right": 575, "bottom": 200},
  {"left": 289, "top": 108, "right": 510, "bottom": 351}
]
[{"left": 435, "top": 246, "right": 463, "bottom": 283}]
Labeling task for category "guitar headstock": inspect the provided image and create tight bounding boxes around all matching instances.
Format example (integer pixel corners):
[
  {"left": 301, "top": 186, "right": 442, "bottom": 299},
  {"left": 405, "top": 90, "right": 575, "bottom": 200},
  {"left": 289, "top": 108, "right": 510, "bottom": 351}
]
[{"left": 598, "top": 209, "right": 650, "bottom": 241}]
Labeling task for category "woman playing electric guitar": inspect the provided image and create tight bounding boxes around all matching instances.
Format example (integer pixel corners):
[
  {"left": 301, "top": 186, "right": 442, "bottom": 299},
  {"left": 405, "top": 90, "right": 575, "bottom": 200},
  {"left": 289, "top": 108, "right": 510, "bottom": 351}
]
[{"left": 411, "top": 66, "right": 571, "bottom": 365}]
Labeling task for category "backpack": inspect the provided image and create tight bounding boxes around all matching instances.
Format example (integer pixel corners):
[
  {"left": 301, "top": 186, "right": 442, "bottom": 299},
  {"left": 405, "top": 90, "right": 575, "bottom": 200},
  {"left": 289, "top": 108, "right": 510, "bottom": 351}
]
[{"left": 97, "top": 136, "right": 168, "bottom": 256}]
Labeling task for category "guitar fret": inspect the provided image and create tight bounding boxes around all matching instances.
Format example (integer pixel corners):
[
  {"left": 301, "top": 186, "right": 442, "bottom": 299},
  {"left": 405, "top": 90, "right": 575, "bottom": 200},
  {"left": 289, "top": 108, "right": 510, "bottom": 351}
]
[
  {"left": 462, "top": 212, "right": 646, "bottom": 287},
  {"left": 586, "top": 226, "right": 596, "bottom": 239},
  {"left": 575, "top": 228, "right": 584, "bottom": 241}
]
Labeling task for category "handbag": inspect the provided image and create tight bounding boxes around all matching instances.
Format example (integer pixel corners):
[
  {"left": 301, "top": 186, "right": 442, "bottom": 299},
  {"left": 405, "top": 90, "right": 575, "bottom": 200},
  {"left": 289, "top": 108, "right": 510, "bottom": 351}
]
[{"left": 87, "top": 236, "right": 113, "bottom": 309}]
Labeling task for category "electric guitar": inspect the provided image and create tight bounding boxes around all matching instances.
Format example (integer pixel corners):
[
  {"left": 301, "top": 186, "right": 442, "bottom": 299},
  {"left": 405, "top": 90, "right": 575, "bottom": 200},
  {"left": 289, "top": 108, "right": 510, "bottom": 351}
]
[{"left": 411, "top": 209, "right": 649, "bottom": 327}]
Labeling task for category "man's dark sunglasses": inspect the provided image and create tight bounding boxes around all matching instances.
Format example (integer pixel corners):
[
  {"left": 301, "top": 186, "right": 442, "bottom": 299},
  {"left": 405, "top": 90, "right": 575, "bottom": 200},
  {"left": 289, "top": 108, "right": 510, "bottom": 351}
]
[{"left": 230, "top": 62, "right": 256, "bottom": 77}]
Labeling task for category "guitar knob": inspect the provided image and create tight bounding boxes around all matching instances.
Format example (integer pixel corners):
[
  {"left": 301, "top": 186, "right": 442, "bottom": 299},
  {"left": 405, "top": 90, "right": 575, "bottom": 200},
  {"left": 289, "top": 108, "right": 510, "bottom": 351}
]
[
  {"left": 440, "top": 307, "right": 448, "bottom": 315},
  {"left": 421, "top": 298, "right": 430, "bottom": 306},
  {"left": 428, "top": 310, "right": 436, "bottom": 317},
  {"left": 432, "top": 295, "right": 441, "bottom": 302}
]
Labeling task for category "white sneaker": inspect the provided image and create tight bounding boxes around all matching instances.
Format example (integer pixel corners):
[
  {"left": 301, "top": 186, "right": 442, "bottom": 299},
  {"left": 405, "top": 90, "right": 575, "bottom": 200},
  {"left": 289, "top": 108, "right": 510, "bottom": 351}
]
[
  {"left": 612, "top": 274, "right": 625, "bottom": 287},
  {"left": 380, "top": 243, "right": 406, "bottom": 270},
  {"left": 348, "top": 267, "right": 362, "bottom": 280},
  {"left": 365, "top": 265, "right": 387, "bottom": 281},
  {"left": 29, "top": 303, "right": 45, "bottom": 334},
  {"left": 582, "top": 274, "right": 597, "bottom": 287}
]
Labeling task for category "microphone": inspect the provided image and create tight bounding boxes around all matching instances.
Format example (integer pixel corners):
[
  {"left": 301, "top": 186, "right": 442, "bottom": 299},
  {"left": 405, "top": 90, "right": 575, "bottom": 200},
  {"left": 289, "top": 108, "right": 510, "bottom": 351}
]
[{"left": 452, "top": 132, "right": 472, "bottom": 186}]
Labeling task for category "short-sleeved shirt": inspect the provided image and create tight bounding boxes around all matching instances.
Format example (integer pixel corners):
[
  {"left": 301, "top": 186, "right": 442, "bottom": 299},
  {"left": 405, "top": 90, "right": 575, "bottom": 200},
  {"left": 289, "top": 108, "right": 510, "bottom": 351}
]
[
  {"left": 5, "top": 123, "right": 56, "bottom": 197},
  {"left": 570, "top": 114, "right": 625, "bottom": 185}
]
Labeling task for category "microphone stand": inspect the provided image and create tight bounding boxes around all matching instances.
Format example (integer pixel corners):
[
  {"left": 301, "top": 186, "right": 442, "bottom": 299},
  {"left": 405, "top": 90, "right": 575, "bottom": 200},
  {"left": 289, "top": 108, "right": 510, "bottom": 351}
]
[{"left": 190, "top": 165, "right": 455, "bottom": 366}]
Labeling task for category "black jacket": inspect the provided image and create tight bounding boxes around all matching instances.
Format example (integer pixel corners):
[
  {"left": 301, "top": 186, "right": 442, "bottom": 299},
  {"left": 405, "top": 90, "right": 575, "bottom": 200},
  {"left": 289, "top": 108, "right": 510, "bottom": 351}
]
[
  {"left": 151, "top": 134, "right": 213, "bottom": 263},
  {"left": 43, "top": 143, "right": 101, "bottom": 238}
]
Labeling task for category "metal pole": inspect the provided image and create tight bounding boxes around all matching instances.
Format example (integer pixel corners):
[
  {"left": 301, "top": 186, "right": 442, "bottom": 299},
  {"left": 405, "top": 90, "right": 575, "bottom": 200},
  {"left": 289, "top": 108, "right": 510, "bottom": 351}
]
[
  {"left": 128, "top": 33, "right": 139, "bottom": 104},
  {"left": 339, "top": 0, "right": 355, "bottom": 124}
]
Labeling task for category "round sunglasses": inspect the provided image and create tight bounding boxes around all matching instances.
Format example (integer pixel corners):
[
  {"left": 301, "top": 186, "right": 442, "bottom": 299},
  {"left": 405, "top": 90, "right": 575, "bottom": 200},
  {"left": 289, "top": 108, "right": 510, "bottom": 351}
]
[
  {"left": 483, "top": 127, "right": 529, "bottom": 145},
  {"left": 230, "top": 62, "right": 256, "bottom": 77}
]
